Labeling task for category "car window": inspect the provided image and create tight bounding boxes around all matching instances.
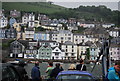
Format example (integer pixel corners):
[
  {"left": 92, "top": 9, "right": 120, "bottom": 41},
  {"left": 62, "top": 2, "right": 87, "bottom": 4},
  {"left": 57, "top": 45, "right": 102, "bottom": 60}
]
[{"left": 57, "top": 74, "right": 93, "bottom": 81}]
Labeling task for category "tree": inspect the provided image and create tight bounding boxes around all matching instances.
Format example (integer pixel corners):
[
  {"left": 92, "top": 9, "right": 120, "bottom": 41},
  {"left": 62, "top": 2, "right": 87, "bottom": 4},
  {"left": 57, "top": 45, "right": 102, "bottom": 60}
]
[{"left": 86, "top": 48, "right": 90, "bottom": 60}]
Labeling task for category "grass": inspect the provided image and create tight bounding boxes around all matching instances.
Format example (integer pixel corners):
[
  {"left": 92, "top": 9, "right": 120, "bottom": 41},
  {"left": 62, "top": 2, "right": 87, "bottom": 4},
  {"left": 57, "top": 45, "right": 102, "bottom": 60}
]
[{"left": 2, "top": 2, "right": 67, "bottom": 14}]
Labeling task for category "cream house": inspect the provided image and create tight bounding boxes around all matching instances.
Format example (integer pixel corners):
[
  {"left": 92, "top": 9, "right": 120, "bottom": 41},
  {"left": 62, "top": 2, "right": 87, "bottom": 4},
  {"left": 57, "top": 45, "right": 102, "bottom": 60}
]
[
  {"left": 25, "top": 28, "right": 35, "bottom": 40},
  {"left": 61, "top": 41, "right": 77, "bottom": 60},
  {"left": 13, "top": 22, "right": 21, "bottom": 32},
  {"left": 52, "top": 30, "right": 73, "bottom": 43},
  {"left": 109, "top": 44, "right": 120, "bottom": 61},
  {"left": 77, "top": 42, "right": 89, "bottom": 59}
]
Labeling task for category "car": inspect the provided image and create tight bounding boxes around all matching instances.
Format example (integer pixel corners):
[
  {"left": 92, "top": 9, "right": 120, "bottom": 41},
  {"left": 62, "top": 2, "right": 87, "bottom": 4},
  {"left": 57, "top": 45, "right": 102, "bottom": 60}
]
[
  {"left": 56, "top": 70, "right": 95, "bottom": 81},
  {"left": 0, "top": 63, "right": 22, "bottom": 81}
]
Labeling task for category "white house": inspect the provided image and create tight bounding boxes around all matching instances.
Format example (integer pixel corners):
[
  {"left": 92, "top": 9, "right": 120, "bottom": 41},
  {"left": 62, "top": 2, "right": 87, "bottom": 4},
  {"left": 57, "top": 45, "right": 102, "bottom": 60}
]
[
  {"left": 77, "top": 42, "right": 90, "bottom": 59},
  {"left": 109, "top": 44, "right": 120, "bottom": 61},
  {"left": 61, "top": 41, "right": 77, "bottom": 60},
  {"left": 22, "top": 13, "right": 35, "bottom": 27},
  {"left": 102, "top": 24, "right": 115, "bottom": 28},
  {"left": 25, "top": 28, "right": 35, "bottom": 40},
  {"left": 0, "top": 15, "right": 8, "bottom": 28},
  {"left": 81, "top": 23, "right": 95, "bottom": 28},
  {"left": 38, "top": 40, "right": 59, "bottom": 48},
  {"left": 24, "top": 46, "right": 38, "bottom": 59},
  {"left": 52, "top": 30, "right": 73, "bottom": 43},
  {"left": 52, "top": 46, "right": 65, "bottom": 60},
  {"left": 109, "top": 27, "right": 120, "bottom": 37},
  {"left": 89, "top": 43, "right": 100, "bottom": 61},
  {"left": 73, "top": 34, "right": 87, "bottom": 44},
  {"left": 22, "top": 14, "right": 28, "bottom": 25}
]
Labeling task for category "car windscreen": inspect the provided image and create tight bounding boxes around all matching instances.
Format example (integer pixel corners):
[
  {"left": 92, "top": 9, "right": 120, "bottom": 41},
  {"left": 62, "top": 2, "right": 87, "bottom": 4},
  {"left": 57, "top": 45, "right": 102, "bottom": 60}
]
[{"left": 57, "top": 74, "right": 93, "bottom": 81}]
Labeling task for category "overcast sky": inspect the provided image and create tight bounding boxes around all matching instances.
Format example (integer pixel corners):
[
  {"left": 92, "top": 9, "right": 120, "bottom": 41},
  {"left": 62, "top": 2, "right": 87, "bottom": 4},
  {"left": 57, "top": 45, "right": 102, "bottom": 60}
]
[
  {"left": 53, "top": 2, "right": 119, "bottom": 10},
  {"left": 48, "top": 0, "right": 120, "bottom": 10}
]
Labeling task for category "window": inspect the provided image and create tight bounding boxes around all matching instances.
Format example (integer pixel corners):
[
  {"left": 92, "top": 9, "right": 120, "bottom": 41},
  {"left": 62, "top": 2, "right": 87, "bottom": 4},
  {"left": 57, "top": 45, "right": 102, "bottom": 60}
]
[
  {"left": 68, "top": 37, "right": 71, "bottom": 40},
  {"left": 71, "top": 53, "right": 74, "bottom": 56},
  {"left": 111, "top": 52, "right": 112, "bottom": 55},
  {"left": 72, "top": 46, "right": 74, "bottom": 48},
  {"left": 55, "top": 53, "right": 59, "bottom": 55},
  {"left": 66, "top": 49, "right": 67, "bottom": 52},
  {"left": 47, "top": 53, "right": 49, "bottom": 55},
  {"left": 65, "top": 53, "right": 68, "bottom": 56},
  {"left": 61, "top": 37, "right": 63, "bottom": 40},
  {"left": 72, "top": 49, "right": 74, "bottom": 52},
  {"left": 68, "top": 34, "right": 71, "bottom": 36},
  {"left": 66, "top": 45, "right": 67, "bottom": 48}
]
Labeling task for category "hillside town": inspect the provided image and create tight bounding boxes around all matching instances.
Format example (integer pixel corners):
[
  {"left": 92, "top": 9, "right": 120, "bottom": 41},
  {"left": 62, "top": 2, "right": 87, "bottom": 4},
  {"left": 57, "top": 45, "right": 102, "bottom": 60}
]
[{"left": 0, "top": 9, "right": 120, "bottom": 61}]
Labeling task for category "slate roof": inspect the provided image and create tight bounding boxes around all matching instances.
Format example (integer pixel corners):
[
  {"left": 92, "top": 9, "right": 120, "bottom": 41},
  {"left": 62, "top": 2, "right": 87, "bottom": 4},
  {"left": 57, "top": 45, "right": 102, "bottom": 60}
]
[{"left": 63, "top": 41, "right": 75, "bottom": 45}]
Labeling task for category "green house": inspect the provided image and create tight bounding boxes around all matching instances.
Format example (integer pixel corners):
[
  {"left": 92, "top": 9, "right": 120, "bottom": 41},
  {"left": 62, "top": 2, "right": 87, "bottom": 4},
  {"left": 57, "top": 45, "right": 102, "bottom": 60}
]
[{"left": 37, "top": 46, "right": 52, "bottom": 59}]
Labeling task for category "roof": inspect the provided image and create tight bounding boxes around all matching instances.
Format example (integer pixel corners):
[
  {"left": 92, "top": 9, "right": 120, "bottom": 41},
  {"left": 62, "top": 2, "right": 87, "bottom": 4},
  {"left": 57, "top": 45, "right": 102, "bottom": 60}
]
[
  {"left": 78, "top": 41, "right": 93, "bottom": 46},
  {"left": 17, "top": 40, "right": 29, "bottom": 47},
  {"left": 63, "top": 41, "right": 75, "bottom": 45},
  {"left": 110, "top": 44, "right": 120, "bottom": 47},
  {"left": 25, "top": 28, "right": 34, "bottom": 31},
  {"left": 38, "top": 40, "right": 57, "bottom": 43},
  {"left": 52, "top": 30, "right": 72, "bottom": 34},
  {"left": 57, "top": 71, "right": 93, "bottom": 77},
  {"left": 35, "top": 31, "right": 46, "bottom": 33}
]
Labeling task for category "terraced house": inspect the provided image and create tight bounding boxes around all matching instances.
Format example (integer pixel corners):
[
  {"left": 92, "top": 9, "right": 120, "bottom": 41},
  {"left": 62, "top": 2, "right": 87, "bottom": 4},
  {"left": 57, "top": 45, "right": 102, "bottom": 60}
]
[
  {"left": 37, "top": 46, "right": 52, "bottom": 59},
  {"left": 34, "top": 31, "right": 49, "bottom": 41},
  {"left": 0, "top": 15, "right": 8, "bottom": 28},
  {"left": 52, "top": 30, "right": 73, "bottom": 43},
  {"left": 61, "top": 41, "right": 77, "bottom": 60}
]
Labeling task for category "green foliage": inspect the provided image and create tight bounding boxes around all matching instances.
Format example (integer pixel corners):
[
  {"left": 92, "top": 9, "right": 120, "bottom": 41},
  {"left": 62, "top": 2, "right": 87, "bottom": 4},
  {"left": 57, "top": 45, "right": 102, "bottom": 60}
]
[
  {"left": 35, "top": 27, "right": 46, "bottom": 31},
  {"left": 2, "top": 2, "right": 120, "bottom": 26},
  {"left": 86, "top": 48, "right": 90, "bottom": 60},
  {"left": 2, "top": 2, "right": 66, "bottom": 14},
  {"left": 72, "top": 27, "right": 86, "bottom": 33},
  {"left": 2, "top": 39, "right": 15, "bottom": 50}
]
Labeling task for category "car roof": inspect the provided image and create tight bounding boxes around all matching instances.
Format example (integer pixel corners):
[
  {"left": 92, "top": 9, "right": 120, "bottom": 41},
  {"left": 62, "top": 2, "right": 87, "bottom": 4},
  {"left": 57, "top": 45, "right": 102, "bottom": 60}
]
[
  {"left": 57, "top": 70, "right": 93, "bottom": 76},
  {"left": 0, "top": 63, "right": 13, "bottom": 67}
]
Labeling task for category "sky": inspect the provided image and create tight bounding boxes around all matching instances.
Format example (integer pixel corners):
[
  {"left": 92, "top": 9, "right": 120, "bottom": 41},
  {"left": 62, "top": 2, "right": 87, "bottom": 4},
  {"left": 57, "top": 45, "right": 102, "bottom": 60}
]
[
  {"left": 48, "top": 0, "right": 120, "bottom": 10},
  {"left": 53, "top": 2, "right": 119, "bottom": 10}
]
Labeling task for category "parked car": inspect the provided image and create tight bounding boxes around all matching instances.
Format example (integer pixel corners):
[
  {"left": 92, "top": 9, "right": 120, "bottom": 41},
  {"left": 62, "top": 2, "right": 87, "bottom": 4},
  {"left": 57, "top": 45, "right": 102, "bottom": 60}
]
[
  {"left": 1, "top": 63, "right": 22, "bottom": 81},
  {"left": 56, "top": 70, "right": 95, "bottom": 81}
]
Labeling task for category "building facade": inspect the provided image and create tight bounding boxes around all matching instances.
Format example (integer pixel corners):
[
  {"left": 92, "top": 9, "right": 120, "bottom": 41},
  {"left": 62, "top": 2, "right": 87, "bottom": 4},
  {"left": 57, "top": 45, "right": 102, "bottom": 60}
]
[
  {"left": 109, "top": 44, "right": 120, "bottom": 61},
  {"left": 34, "top": 32, "right": 49, "bottom": 41},
  {"left": 0, "top": 15, "right": 8, "bottom": 28},
  {"left": 52, "top": 30, "right": 73, "bottom": 43},
  {"left": 37, "top": 46, "right": 52, "bottom": 59},
  {"left": 61, "top": 41, "right": 77, "bottom": 60},
  {"left": 52, "top": 46, "right": 65, "bottom": 60}
]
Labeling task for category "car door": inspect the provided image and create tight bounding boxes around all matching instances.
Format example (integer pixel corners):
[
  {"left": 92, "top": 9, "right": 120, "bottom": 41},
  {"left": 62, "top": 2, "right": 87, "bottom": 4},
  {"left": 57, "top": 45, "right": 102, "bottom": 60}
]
[{"left": 2, "top": 66, "right": 20, "bottom": 81}]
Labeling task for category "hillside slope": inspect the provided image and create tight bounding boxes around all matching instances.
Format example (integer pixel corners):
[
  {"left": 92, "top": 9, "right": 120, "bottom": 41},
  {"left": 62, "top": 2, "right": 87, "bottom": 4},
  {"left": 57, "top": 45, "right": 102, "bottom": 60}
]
[{"left": 2, "top": 2, "right": 67, "bottom": 14}]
